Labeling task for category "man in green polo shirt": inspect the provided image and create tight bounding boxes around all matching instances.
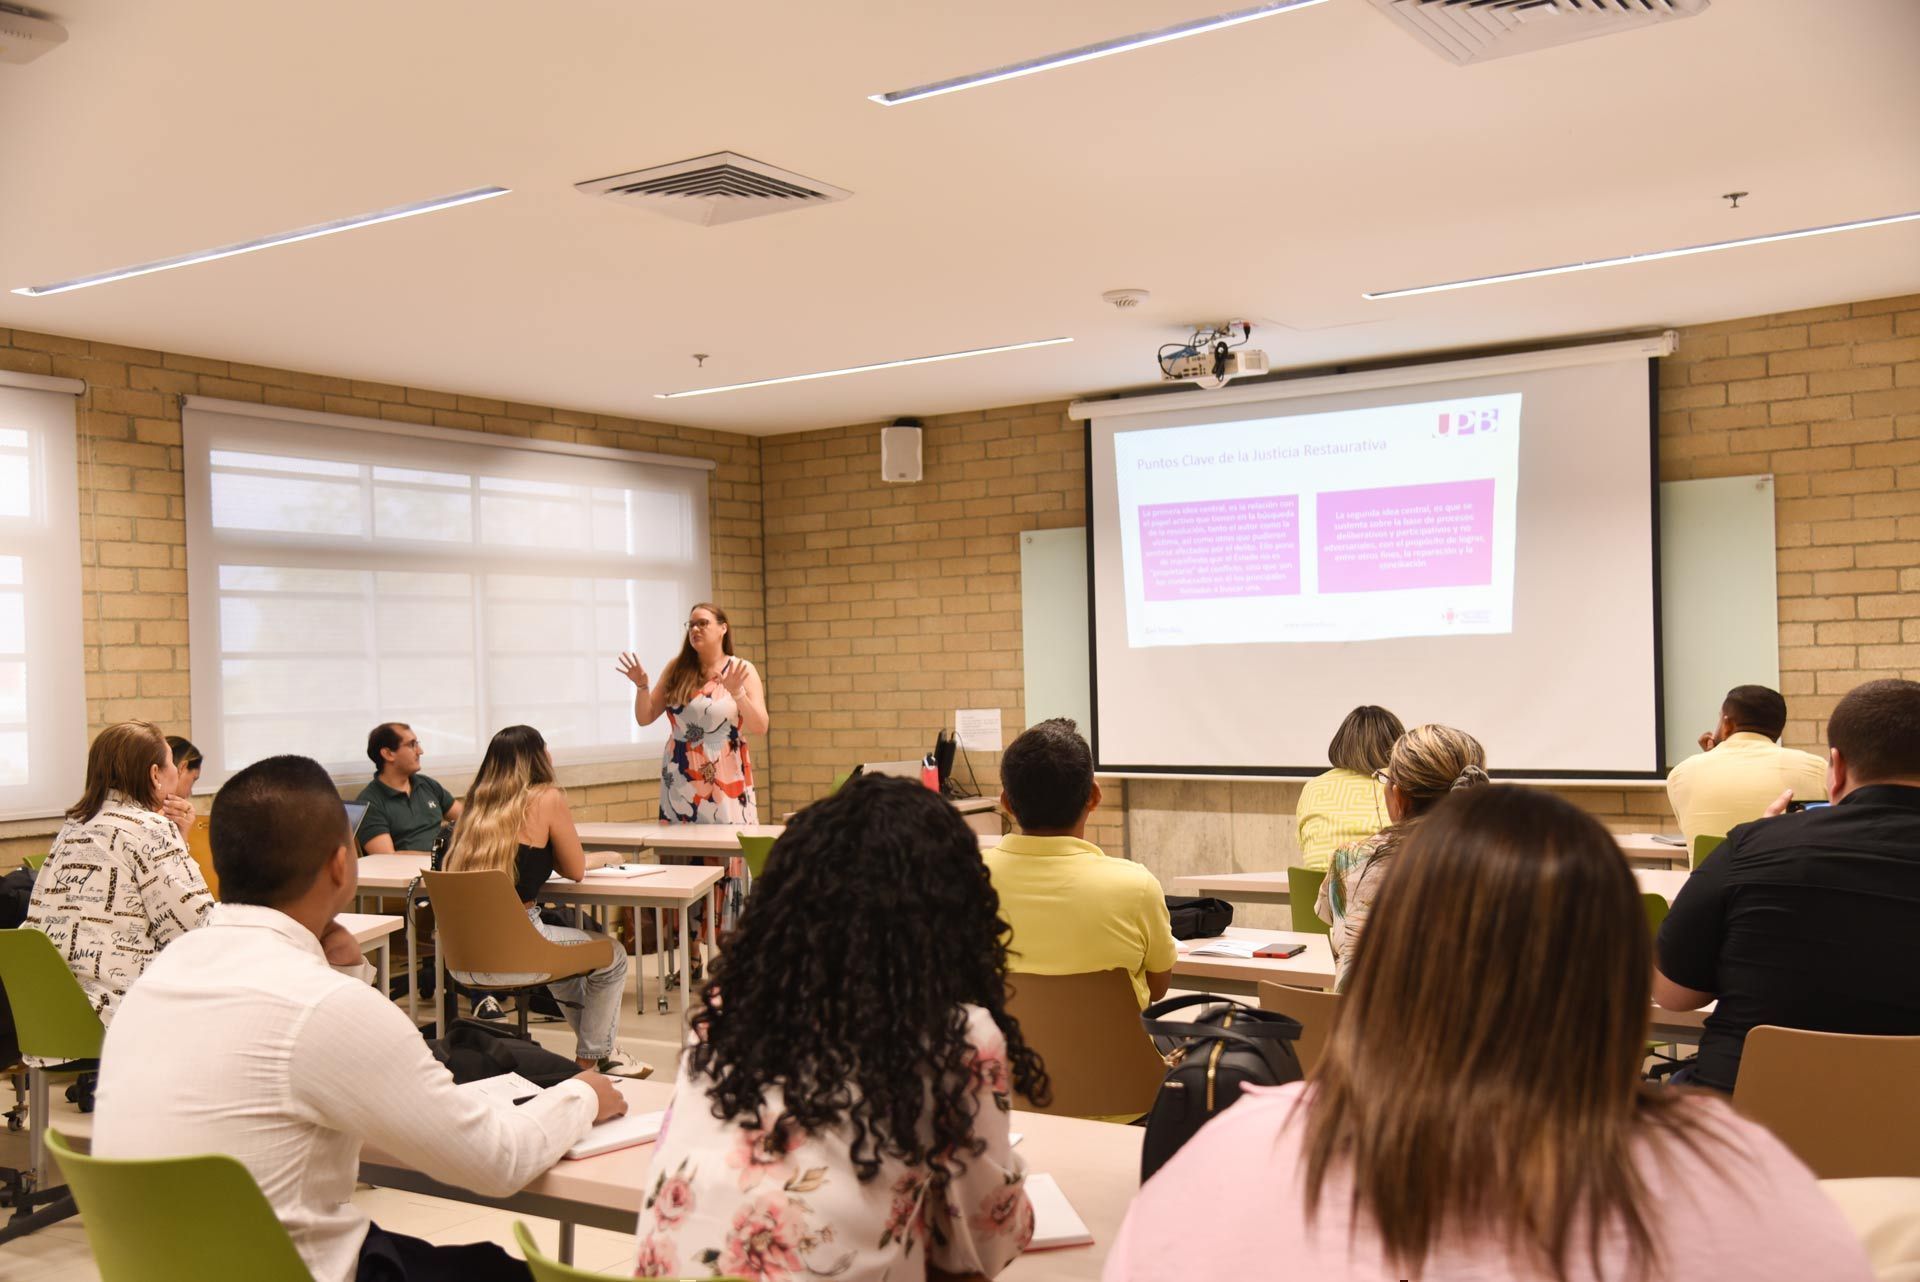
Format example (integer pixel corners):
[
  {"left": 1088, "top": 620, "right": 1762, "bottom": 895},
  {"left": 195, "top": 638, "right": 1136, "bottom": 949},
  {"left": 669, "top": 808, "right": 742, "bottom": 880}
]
[{"left": 355, "top": 722, "right": 462, "bottom": 854}]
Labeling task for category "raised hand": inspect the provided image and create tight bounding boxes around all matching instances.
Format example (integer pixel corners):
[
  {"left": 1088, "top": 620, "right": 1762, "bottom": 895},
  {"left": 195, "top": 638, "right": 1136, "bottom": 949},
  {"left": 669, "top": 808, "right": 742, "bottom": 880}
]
[
  {"left": 717, "top": 658, "right": 750, "bottom": 697},
  {"left": 616, "top": 651, "right": 649, "bottom": 691}
]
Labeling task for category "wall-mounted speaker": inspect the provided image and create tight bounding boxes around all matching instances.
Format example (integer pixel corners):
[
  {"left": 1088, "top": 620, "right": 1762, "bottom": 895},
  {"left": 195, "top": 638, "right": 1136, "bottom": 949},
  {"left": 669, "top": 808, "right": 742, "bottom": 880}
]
[{"left": 881, "top": 418, "right": 922, "bottom": 483}]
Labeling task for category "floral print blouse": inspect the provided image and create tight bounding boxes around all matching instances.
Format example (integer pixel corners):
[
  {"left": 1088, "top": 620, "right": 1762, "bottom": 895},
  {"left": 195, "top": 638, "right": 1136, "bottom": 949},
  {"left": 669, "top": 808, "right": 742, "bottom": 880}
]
[
  {"left": 660, "top": 667, "right": 757, "bottom": 825},
  {"left": 633, "top": 1005, "right": 1032, "bottom": 1281},
  {"left": 23, "top": 791, "right": 213, "bottom": 1058},
  {"left": 1314, "top": 830, "right": 1394, "bottom": 992}
]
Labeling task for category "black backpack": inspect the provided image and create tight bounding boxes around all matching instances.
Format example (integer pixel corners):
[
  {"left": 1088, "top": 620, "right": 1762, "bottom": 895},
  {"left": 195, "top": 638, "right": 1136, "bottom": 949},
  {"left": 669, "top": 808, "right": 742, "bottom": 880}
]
[
  {"left": 1138, "top": 994, "right": 1304, "bottom": 1181},
  {"left": 1163, "top": 896, "right": 1233, "bottom": 940}
]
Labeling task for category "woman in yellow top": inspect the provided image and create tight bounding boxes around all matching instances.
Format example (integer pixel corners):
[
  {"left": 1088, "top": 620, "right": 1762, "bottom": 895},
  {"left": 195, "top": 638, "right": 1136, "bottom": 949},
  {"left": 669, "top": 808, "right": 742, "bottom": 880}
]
[{"left": 1295, "top": 706, "right": 1403, "bottom": 871}]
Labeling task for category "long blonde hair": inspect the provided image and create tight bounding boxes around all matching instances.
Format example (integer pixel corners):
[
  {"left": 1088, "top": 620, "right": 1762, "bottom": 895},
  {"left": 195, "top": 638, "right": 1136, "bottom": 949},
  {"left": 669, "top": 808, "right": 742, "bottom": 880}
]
[
  {"left": 446, "top": 725, "right": 554, "bottom": 879},
  {"left": 658, "top": 602, "right": 734, "bottom": 707},
  {"left": 1302, "top": 786, "right": 1720, "bottom": 1281}
]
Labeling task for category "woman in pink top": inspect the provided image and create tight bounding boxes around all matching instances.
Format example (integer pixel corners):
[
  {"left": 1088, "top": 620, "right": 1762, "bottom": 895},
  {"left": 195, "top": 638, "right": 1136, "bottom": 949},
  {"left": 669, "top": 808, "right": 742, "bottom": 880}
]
[{"left": 1107, "top": 785, "right": 1875, "bottom": 1282}]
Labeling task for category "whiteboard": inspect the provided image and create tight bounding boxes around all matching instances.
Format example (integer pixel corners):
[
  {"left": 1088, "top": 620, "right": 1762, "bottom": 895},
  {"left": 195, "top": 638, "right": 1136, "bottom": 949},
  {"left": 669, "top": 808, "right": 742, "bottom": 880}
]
[
  {"left": 1021, "top": 474, "right": 1780, "bottom": 775},
  {"left": 1659, "top": 475, "right": 1778, "bottom": 770},
  {"left": 1019, "top": 528, "right": 1090, "bottom": 732}
]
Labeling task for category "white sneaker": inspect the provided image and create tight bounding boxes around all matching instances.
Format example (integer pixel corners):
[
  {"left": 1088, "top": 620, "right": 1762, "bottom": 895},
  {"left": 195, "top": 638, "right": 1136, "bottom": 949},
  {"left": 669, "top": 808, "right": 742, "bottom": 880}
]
[
  {"left": 473, "top": 996, "right": 505, "bottom": 1020},
  {"left": 595, "top": 1049, "right": 654, "bottom": 1079}
]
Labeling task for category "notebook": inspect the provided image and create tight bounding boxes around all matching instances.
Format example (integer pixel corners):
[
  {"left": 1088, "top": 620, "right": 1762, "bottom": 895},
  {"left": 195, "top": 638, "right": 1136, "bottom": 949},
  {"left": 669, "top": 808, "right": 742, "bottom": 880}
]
[
  {"left": 457, "top": 1074, "right": 665, "bottom": 1159},
  {"left": 547, "top": 864, "right": 670, "bottom": 882},
  {"left": 1023, "top": 1173, "right": 1094, "bottom": 1250},
  {"left": 1183, "top": 938, "right": 1268, "bottom": 959}
]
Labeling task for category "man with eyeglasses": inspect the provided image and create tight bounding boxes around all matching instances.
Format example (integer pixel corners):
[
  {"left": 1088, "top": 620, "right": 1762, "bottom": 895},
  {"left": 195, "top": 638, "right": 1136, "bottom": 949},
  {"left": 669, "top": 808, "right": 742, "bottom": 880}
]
[{"left": 355, "top": 723, "right": 463, "bottom": 855}]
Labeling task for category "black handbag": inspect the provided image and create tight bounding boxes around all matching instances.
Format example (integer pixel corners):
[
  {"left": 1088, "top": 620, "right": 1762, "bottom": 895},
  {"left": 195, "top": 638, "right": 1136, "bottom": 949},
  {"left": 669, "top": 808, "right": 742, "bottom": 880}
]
[
  {"left": 1163, "top": 895, "right": 1234, "bottom": 940},
  {"left": 1138, "top": 994, "right": 1304, "bottom": 1181},
  {"left": 428, "top": 1018, "right": 583, "bottom": 1088}
]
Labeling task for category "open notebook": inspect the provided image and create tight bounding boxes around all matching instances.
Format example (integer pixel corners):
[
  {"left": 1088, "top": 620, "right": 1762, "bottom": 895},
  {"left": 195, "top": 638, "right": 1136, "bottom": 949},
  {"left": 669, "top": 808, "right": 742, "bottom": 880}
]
[
  {"left": 547, "top": 864, "right": 671, "bottom": 881},
  {"left": 455, "top": 1074, "right": 665, "bottom": 1159}
]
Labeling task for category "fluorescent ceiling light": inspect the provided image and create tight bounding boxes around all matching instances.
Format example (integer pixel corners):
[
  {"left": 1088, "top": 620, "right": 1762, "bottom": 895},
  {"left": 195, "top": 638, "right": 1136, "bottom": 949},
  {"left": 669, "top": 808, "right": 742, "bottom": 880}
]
[
  {"left": 1364, "top": 210, "right": 1920, "bottom": 301},
  {"left": 869, "top": 0, "right": 1332, "bottom": 106},
  {"left": 656, "top": 338, "right": 1073, "bottom": 399},
  {"left": 12, "top": 186, "right": 511, "bottom": 297}
]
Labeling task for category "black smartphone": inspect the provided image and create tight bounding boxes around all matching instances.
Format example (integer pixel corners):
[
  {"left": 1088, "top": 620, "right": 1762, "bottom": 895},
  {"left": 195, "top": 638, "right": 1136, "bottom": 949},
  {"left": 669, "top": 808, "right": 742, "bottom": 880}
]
[{"left": 1254, "top": 942, "right": 1307, "bottom": 960}]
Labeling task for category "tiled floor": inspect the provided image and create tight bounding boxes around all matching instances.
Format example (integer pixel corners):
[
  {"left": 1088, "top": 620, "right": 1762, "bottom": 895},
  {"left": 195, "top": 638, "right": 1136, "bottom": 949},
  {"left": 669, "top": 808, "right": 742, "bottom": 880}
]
[{"left": 0, "top": 964, "right": 693, "bottom": 1281}]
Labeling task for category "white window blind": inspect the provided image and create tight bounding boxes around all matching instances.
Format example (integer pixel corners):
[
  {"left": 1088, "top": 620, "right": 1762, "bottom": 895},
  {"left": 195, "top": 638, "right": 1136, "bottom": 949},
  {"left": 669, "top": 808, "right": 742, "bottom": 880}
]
[
  {"left": 0, "top": 378, "right": 86, "bottom": 821},
  {"left": 183, "top": 400, "right": 712, "bottom": 782}
]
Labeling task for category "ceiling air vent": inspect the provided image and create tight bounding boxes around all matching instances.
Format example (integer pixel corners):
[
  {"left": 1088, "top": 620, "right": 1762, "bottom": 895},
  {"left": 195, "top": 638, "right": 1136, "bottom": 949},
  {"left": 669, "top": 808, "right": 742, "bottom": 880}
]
[
  {"left": 1370, "top": 0, "right": 1710, "bottom": 66},
  {"left": 575, "top": 152, "right": 852, "bottom": 228}
]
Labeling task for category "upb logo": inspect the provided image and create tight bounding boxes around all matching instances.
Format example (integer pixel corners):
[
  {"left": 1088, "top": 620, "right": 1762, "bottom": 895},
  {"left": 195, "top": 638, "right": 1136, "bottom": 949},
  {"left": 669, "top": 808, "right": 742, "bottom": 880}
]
[{"left": 1437, "top": 408, "right": 1500, "bottom": 437}]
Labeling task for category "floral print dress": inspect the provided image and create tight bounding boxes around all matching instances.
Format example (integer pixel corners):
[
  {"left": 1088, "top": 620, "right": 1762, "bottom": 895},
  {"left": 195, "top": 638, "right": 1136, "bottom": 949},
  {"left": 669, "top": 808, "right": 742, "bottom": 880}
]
[
  {"left": 660, "top": 667, "right": 757, "bottom": 825},
  {"left": 632, "top": 1006, "right": 1032, "bottom": 1281}
]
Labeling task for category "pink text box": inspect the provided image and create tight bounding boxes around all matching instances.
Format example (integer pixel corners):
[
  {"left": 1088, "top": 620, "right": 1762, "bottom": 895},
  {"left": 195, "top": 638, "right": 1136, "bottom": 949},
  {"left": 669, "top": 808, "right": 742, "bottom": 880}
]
[
  {"left": 1316, "top": 479, "right": 1495, "bottom": 593},
  {"left": 1139, "top": 495, "right": 1300, "bottom": 602}
]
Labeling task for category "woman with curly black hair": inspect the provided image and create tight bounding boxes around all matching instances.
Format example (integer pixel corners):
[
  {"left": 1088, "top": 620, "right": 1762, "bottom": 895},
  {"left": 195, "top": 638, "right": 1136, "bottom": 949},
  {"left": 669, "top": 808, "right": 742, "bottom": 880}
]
[{"left": 631, "top": 774, "right": 1050, "bottom": 1281}]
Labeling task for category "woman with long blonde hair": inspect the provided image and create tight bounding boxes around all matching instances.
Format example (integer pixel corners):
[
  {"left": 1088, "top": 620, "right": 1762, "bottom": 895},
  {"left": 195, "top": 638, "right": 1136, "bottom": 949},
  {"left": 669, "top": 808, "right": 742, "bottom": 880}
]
[
  {"left": 1108, "top": 787, "right": 1872, "bottom": 1282},
  {"left": 444, "top": 725, "right": 649, "bottom": 1077}
]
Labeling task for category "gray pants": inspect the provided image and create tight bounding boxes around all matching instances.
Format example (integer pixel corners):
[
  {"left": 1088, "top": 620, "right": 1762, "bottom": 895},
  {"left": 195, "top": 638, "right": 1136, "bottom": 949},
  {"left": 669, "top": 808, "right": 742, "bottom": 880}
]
[{"left": 453, "top": 905, "right": 629, "bottom": 1062}]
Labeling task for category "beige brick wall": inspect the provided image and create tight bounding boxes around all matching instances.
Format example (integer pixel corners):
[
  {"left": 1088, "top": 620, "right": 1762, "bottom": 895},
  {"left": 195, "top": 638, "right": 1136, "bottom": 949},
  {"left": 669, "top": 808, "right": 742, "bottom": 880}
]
[{"left": 0, "top": 328, "right": 764, "bottom": 865}]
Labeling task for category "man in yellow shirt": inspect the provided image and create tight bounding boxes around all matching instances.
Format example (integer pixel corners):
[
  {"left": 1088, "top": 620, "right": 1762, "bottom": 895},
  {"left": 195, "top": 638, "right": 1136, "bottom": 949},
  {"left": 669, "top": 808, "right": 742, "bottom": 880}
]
[
  {"left": 983, "top": 719, "right": 1176, "bottom": 1009},
  {"left": 1667, "top": 685, "right": 1828, "bottom": 843}
]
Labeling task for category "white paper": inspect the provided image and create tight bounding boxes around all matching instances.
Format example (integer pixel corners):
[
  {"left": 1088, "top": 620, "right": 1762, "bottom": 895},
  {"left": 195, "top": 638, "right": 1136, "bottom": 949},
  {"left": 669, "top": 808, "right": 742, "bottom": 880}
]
[
  {"left": 456, "top": 1072, "right": 543, "bottom": 1105},
  {"left": 1183, "top": 939, "right": 1267, "bottom": 959},
  {"left": 566, "top": 1108, "right": 666, "bottom": 1160},
  {"left": 583, "top": 863, "right": 670, "bottom": 879},
  {"left": 1023, "top": 1173, "right": 1094, "bottom": 1250},
  {"left": 955, "top": 708, "right": 1003, "bottom": 752}
]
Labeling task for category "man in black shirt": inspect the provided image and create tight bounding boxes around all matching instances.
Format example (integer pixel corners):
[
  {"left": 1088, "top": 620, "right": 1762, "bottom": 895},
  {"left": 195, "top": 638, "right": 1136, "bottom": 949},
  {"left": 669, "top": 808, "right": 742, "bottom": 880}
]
[{"left": 1654, "top": 678, "right": 1920, "bottom": 1092}]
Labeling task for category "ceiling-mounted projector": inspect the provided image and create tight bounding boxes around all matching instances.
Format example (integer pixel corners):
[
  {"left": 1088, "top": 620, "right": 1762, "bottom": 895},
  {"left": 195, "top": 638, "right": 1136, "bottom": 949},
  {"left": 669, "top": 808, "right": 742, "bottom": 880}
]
[
  {"left": 0, "top": 4, "right": 66, "bottom": 64},
  {"left": 1159, "top": 322, "right": 1269, "bottom": 391}
]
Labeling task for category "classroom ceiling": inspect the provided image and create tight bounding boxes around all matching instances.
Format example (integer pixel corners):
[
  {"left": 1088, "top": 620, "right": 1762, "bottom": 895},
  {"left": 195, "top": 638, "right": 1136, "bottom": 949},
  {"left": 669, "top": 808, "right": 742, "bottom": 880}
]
[{"left": 1, "top": 0, "right": 1916, "bottom": 435}]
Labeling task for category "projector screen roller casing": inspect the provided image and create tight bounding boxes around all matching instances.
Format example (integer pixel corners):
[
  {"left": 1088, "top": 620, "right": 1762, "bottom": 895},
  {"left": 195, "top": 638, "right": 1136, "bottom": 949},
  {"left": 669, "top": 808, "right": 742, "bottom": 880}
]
[{"left": 1083, "top": 348, "right": 1661, "bottom": 779}]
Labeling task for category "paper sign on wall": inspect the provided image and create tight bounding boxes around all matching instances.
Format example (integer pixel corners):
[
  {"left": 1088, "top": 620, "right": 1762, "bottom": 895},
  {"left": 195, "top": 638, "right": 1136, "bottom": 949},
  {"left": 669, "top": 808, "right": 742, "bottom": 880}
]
[{"left": 955, "top": 709, "right": 1003, "bottom": 752}]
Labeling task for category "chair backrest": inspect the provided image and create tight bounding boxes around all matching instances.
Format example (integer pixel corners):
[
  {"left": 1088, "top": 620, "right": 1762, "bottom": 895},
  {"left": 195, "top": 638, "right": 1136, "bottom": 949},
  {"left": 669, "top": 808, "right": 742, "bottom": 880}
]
[
  {"left": 1287, "top": 867, "right": 1330, "bottom": 935},
  {"left": 421, "top": 870, "right": 613, "bottom": 979},
  {"left": 1004, "top": 969, "right": 1166, "bottom": 1118},
  {"left": 1641, "top": 892, "right": 1670, "bottom": 938},
  {"left": 736, "top": 835, "right": 777, "bottom": 880},
  {"left": 1690, "top": 833, "right": 1725, "bottom": 869},
  {"left": 0, "top": 928, "right": 106, "bottom": 1062},
  {"left": 21, "top": 850, "right": 48, "bottom": 873},
  {"left": 513, "top": 1221, "right": 748, "bottom": 1282},
  {"left": 829, "top": 771, "right": 850, "bottom": 795},
  {"left": 1732, "top": 1026, "right": 1920, "bottom": 1178},
  {"left": 1256, "top": 982, "right": 1340, "bottom": 1076},
  {"left": 48, "top": 1130, "right": 313, "bottom": 1281},
  {"left": 186, "top": 815, "right": 219, "bottom": 899}
]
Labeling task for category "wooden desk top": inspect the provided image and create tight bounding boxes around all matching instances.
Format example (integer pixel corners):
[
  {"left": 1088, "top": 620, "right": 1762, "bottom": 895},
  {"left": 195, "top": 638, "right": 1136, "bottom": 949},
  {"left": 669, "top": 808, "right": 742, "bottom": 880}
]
[
  {"left": 353, "top": 853, "right": 723, "bottom": 905},
  {"left": 337, "top": 913, "right": 403, "bottom": 945},
  {"left": 575, "top": 823, "right": 1001, "bottom": 855},
  {"left": 1171, "top": 927, "right": 1339, "bottom": 990}
]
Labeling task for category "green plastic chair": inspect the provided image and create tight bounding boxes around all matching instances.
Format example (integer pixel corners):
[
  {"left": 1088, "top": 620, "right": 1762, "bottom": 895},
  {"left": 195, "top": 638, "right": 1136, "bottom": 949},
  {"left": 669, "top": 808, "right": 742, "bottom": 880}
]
[
  {"left": 1288, "top": 867, "right": 1330, "bottom": 936},
  {"left": 0, "top": 928, "right": 107, "bottom": 1228},
  {"left": 829, "top": 771, "right": 851, "bottom": 795},
  {"left": 513, "top": 1220, "right": 746, "bottom": 1281},
  {"left": 736, "top": 834, "right": 777, "bottom": 881},
  {"left": 47, "top": 1130, "right": 312, "bottom": 1280},
  {"left": 20, "top": 851, "right": 48, "bottom": 873},
  {"left": 1690, "top": 833, "right": 1725, "bottom": 869},
  {"left": 1642, "top": 892, "right": 1670, "bottom": 937}
]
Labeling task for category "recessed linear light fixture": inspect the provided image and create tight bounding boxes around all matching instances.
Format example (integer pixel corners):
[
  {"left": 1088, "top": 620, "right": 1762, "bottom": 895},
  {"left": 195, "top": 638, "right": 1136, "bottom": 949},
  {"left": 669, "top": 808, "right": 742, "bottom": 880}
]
[
  {"left": 11, "top": 186, "right": 511, "bottom": 298},
  {"left": 868, "top": 0, "right": 1332, "bottom": 106},
  {"left": 655, "top": 337, "right": 1073, "bottom": 400},
  {"left": 1363, "top": 209, "right": 1920, "bottom": 301}
]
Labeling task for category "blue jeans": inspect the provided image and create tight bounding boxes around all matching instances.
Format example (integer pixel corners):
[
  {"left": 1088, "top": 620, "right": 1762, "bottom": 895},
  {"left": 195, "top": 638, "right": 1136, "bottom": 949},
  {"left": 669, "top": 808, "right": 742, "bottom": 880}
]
[{"left": 453, "top": 905, "right": 628, "bottom": 1061}]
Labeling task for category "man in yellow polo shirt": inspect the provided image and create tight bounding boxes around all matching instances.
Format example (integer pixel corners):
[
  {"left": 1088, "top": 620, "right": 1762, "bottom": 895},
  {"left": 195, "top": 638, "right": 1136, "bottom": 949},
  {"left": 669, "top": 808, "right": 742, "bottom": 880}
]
[
  {"left": 1667, "top": 684, "right": 1828, "bottom": 844},
  {"left": 984, "top": 719, "right": 1176, "bottom": 1010}
]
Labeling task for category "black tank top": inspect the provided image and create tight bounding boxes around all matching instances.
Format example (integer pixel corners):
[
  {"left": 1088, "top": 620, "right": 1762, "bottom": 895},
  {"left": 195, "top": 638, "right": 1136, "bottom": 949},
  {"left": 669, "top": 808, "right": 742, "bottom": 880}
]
[{"left": 512, "top": 841, "right": 556, "bottom": 904}]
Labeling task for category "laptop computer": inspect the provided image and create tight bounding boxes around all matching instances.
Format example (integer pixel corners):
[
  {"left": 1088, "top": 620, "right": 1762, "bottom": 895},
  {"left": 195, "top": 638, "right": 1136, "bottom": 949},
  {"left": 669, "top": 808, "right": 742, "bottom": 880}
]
[{"left": 344, "top": 801, "right": 369, "bottom": 853}]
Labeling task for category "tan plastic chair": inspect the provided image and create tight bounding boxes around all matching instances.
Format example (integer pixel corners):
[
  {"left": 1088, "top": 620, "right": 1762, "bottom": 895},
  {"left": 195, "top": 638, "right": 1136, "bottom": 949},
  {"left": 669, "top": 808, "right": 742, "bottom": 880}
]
[
  {"left": 1257, "top": 981, "right": 1339, "bottom": 1076},
  {"left": 185, "top": 816, "right": 218, "bottom": 900},
  {"left": 420, "top": 870, "right": 612, "bottom": 1036},
  {"left": 1004, "top": 969, "right": 1167, "bottom": 1120},
  {"left": 1732, "top": 1025, "right": 1920, "bottom": 1179}
]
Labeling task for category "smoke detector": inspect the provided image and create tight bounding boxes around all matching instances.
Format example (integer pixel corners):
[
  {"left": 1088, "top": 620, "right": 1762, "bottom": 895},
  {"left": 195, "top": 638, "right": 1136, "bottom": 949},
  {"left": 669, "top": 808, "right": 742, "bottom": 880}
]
[
  {"left": 1370, "top": 0, "right": 1710, "bottom": 66},
  {"left": 0, "top": 4, "right": 66, "bottom": 64},
  {"left": 1103, "top": 288, "right": 1151, "bottom": 310},
  {"left": 576, "top": 152, "right": 852, "bottom": 228}
]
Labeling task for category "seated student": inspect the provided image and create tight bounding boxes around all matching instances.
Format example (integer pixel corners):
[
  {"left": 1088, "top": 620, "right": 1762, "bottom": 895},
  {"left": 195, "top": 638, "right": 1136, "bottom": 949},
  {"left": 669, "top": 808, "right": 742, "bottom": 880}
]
[
  {"left": 25, "top": 721, "right": 210, "bottom": 1042},
  {"left": 1666, "top": 683, "right": 1827, "bottom": 843},
  {"left": 1295, "top": 705, "right": 1403, "bottom": 871},
  {"left": 982, "top": 718, "right": 1175, "bottom": 1009},
  {"left": 442, "top": 725, "right": 649, "bottom": 1078},
  {"left": 163, "top": 734, "right": 203, "bottom": 801},
  {"left": 1315, "top": 723, "right": 1487, "bottom": 989},
  {"left": 631, "top": 775, "right": 1043, "bottom": 1280},
  {"left": 92, "top": 754, "right": 627, "bottom": 1282},
  {"left": 355, "top": 721, "right": 463, "bottom": 854},
  {"left": 1655, "top": 678, "right": 1920, "bottom": 1093},
  {"left": 1107, "top": 787, "right": 1875, "bottom": 1282}
]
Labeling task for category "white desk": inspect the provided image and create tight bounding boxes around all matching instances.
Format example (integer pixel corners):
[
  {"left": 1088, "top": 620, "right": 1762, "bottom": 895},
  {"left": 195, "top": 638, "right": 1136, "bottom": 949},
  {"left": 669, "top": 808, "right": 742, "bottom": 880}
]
[
  {"left": 337, "top": 913, "right": 404, "bottom": 995},
  {"left": 575, "top": 822, "right": 1001, "bottom": 862},
  {"left": 354, "top": 854, "right": 724, "bottom": 1022},
  {"left": 1173, "top": 862, "right": 1697, "bottom": 909}
]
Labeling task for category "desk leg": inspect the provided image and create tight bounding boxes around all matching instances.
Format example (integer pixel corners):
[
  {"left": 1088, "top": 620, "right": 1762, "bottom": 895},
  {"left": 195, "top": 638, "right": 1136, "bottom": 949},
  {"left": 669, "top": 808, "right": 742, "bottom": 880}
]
[
  {"left": 558, "top": 1221, "right": 575, "bottom": 1265},
  {"left": 652, "top": 908, "right": 666, "bottom": 1016},
  {"left": 376, "top": 937, "right": 390, "bottom": 995},
  {"left": 679, "top": 904, "right": 692, "bottom": 1015},
  {"left": 405, "top": 908, "right": 419, "bottom": 1026},
  {"left": 434, "top": 936, "right": 446, "bottom": 1035}
]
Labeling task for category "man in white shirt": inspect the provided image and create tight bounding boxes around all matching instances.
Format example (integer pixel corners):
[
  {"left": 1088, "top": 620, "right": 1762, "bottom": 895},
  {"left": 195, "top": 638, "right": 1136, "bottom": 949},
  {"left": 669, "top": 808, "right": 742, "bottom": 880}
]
[
  {"left": 1666, "top": 684, "right": 1828, "bottom": 844},
  {"left": 92, "top": 754, "right": 627, "bottom": 1282}
]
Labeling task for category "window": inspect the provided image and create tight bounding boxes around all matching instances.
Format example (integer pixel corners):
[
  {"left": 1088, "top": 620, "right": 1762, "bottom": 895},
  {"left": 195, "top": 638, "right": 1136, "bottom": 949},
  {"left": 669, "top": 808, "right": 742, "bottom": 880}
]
[
  {"left": 0, "top": 378, "right": 86, "bottom": 820},
  {"left": 183, "top": 399, "right": 713, "bottom": 781}
]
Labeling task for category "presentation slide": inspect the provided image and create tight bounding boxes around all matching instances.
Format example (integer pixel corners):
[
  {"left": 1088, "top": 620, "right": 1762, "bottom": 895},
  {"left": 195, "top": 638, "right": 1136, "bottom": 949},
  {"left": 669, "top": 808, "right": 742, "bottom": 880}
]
[
  {"left": 1082, "top": 347, "right": 1661, "bottom": 777},
  {"left": 1116, "top": 394, "right": 1519, "bottom": 646}
]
